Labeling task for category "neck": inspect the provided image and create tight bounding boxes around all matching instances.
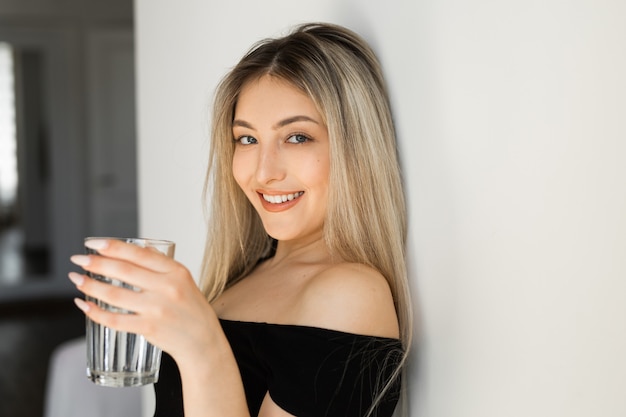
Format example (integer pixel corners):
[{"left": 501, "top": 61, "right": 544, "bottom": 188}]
[{"left": 269, "top": 233, "right": 333, "bottom": 266}]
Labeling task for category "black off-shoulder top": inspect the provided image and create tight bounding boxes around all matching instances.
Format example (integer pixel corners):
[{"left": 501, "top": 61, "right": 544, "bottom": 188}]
[{"left": 154, "top": 319, "right": 403, "bottom": 417}]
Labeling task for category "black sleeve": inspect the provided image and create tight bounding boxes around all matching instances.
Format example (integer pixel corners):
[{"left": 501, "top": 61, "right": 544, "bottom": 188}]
[
  {"left": 153, "top": 352, "right": 184, "bottom": 417},
  {"left": 261, "top": 327, "right": 404, "bottom": 417}
]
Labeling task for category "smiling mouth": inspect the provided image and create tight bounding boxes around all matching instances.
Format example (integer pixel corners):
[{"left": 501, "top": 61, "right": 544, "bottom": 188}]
[{"left": 261, "top": 191, "right": 304, "bottom": 204}]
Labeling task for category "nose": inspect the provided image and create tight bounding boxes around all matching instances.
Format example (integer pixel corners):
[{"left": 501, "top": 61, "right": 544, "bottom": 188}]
[{"left": 255, "top": 143, "right": 286, "bottom": 184}]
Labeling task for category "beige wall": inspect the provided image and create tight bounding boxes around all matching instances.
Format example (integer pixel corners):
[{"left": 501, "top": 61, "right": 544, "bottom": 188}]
[{"left": 136, "top": 1, "right": 626, "bottom": 416}]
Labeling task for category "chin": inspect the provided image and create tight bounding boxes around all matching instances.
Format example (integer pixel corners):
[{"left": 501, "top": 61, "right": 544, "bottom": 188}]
[
  {"left": 263, "top": 229, "right": 298, "bottom": 242},
  {"left": 261, "top": 223, "right": 315, "bottom": 243}
]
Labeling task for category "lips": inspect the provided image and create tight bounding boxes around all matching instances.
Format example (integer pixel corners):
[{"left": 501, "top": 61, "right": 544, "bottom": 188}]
[{"left": 258, "top": 191, "right": 304, "bottom": 212}]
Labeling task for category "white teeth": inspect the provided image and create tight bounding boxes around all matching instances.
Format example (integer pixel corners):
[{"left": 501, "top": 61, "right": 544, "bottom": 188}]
[{"left": 263, "top": 191, "right": 303, "bottom": 204}]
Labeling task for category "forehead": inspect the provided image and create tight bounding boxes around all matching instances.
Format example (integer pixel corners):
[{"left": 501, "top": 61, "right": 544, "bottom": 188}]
[{"left": 234, "top": 75, "right": 323, "bottom": 124}]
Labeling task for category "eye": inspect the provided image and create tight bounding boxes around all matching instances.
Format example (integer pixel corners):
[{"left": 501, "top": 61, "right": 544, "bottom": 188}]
[
  {"left": 235, "top": 135, "right": 257, "bottom": 145},
  {"left": 286, "top": 134, "right": 311, "bottom": 144}
]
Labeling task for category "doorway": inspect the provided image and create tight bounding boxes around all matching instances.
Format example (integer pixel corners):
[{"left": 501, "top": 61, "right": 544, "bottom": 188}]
[
  {"left": 0, "top": 42, "right": 51, "bottom": 287},
  {"left": 0, "top": 26, "right": 137, "bottom": 298}
]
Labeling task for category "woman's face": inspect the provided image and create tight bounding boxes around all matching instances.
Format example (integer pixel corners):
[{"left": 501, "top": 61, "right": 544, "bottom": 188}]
[{"left": 232, "top": 75, "right": 330, "bottom": 243}]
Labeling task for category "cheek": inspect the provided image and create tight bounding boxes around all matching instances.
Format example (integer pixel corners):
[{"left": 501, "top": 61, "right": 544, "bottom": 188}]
[{"left": 306, "top": 154, "right": 330, "bottom": 188}]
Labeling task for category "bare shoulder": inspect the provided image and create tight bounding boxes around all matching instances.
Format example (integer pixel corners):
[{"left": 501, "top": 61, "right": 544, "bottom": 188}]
[{"left": 297, "top": 262, "right": 399, "bottom": 339}]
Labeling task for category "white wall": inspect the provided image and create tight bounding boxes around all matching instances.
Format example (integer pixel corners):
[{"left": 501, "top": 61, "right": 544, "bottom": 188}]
[{"left": 136, "top": 1, "right": 626, "bottom": 416}]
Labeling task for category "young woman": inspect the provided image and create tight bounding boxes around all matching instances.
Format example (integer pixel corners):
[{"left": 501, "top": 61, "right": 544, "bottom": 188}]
[{"left": 69, "top": 22, "right": 412, "bottom": 417}]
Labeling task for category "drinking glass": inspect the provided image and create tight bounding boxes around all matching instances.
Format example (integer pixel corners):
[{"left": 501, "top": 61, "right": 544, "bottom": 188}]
[{"left": 84, "top": 237, "right": 175, "bottom": 387}]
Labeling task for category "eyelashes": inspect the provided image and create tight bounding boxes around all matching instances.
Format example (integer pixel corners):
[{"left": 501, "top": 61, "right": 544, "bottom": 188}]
[
  {"left": 233, "top": 133, "right": 313, "bottom": 145},
  {"left": 286, "top": 134, "right": 311, "bottom": 144},
  {"left": 234, "top": 135, "right": 257, "bottom": 145}
]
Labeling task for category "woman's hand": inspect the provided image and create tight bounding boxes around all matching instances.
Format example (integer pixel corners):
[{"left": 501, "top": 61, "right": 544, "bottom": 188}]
[
  {"left": 69, "top": 239, "right": 250, "bottom": 417},
  {"left": 68, "top": 238, "right": 218, "bottom": 367}
]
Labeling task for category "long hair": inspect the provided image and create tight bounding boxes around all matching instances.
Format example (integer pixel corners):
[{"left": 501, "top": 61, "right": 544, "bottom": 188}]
[{"left": 200, "top": 22, "right": 412, "bottom": 415}]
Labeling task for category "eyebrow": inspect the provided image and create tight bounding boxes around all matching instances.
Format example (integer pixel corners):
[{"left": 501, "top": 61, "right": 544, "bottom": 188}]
[{"left": 232, "top": 115, "right": 320, "bottom": 130}]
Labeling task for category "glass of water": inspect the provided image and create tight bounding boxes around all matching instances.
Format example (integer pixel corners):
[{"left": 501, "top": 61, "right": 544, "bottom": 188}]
[{"left": 84, "top": 237, "right": 175, "bottom": 387}]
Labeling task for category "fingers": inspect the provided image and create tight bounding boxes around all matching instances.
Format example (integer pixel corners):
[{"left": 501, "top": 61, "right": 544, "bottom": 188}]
[
  {"left": 69, "top": 271, "right": 148, "bottom": 315},
  {"left": 69, "top": 263, "right": 214, "bottom": 360},
  {"left": 85, "top": 238, "right": 174, "bottom": 273},
  {"left": 70, "top": 270, "right": 161, "bottom": 339},
  {"left": 73, "top": 297, "right": 147, "bottom": 337},
  {"left": 68, "top": 238, "right": 194, "bottom": 349},
  {"left": 70, "top": 238, "right": 178, "bottom": 290},
  {"left": 70, "top": 253, "right": 158, "bottom": 290}
]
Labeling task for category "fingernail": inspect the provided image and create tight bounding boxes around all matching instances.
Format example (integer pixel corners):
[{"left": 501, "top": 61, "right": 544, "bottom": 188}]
[
  {"left": 70, "top": 255, "right": 91, "bottom": 266},
  {"left": 74, "top": 298, "right": 90, "bottom": 312},
  {"left": 85, "top": 239, "right": 108, "bottom": 250},
  {"left": 68, "top": 272, "right": 84, "bottom": 286}
]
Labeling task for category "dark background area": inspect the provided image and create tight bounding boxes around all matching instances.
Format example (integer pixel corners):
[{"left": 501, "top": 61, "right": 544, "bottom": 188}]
[
  {"left": 0, "top": 1, "right": 135, "bottom": 415},
  {"left": 0, "top": 297, "right": 84, "bottom": 417}
]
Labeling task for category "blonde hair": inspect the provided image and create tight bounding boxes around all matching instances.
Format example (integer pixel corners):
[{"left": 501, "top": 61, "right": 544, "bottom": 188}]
[{"left": 200, "top": 22, "right": 412, "bottom": 415}]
